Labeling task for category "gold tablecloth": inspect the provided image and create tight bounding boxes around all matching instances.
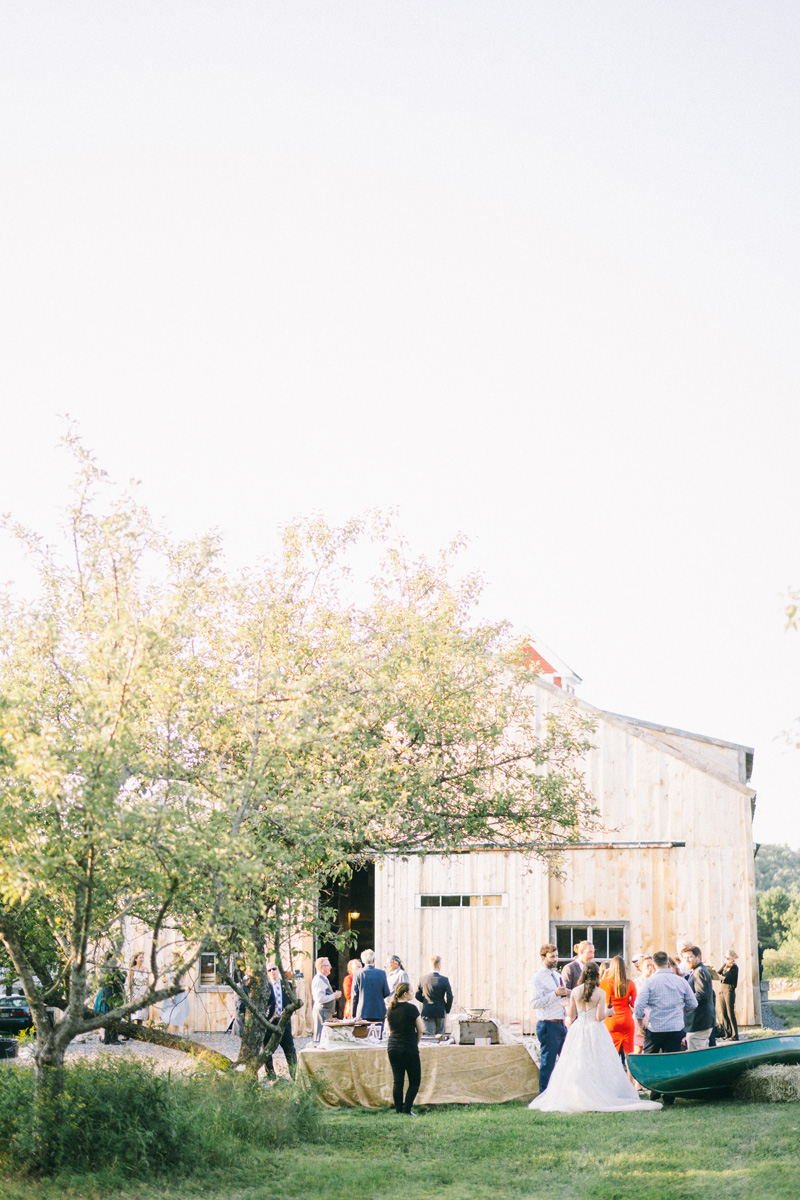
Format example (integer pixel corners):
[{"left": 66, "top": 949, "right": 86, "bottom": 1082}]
[{"left": 297, "top": 1042, "right": 539, "bottom": 1108}]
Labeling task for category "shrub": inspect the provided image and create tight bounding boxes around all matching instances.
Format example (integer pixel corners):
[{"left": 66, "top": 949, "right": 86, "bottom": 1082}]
[
  {"left": 0, "top": 1057, "right": 321, "bottom": 1177},
  {"left": 762, "top": 940, "right": 800, "bottom": 980}
]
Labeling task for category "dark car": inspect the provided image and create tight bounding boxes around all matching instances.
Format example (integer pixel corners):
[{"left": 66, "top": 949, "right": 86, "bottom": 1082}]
[{"left": 0, "top": 995, "right": 34, "bottom": 1035}]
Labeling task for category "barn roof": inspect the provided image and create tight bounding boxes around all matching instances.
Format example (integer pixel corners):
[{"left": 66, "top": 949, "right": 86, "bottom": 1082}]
[{"left": 533, "top": 678, "right": 757, "bottom": 800}]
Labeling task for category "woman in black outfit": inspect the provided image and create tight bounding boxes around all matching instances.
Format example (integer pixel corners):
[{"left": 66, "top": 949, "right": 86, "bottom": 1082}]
[
  {"left": 717, "top": 950, "right": 739, "bottom": 1040},
  {"left": 385, "top": 982, "right": 425, "bottom": 1115}
]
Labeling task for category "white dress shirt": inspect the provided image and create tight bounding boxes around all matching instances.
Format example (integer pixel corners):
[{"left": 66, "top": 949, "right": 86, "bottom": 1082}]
[{"left": 530, "top": 966, "right": 568, "bottom": 1022}]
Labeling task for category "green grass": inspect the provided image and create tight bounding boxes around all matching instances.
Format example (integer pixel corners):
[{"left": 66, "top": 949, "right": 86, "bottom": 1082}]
[
  {"left": 2, "top": 1098, "right": 800, "bottom": 1200},
  {"left": 767, "top": 1002, "right": 800, "bottom": 1030}
]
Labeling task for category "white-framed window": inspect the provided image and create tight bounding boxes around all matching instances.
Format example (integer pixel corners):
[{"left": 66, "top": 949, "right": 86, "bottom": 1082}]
[
  {"left": 550, "top": 922, "right": 628, "bottom": 965},
  {"left": 416, "top": 893, "right": 508, "bottom": 908},
  {"left": 199, "top": 952, "right": 221, "bottom": 987}
]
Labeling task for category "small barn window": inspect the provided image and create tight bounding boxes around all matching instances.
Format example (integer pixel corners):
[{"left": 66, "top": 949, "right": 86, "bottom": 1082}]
[
  {"left": 551, "top": 923, "right": 627, "bottom": 965},
  {"left": 417, "top": 894, "right": 507, "bottom": 908},
  {"left": 199, "top": 953, "right": 220, "bottom": 986}
]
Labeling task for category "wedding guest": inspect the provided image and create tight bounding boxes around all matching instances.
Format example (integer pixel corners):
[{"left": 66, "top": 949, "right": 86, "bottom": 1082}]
[
  {"left": 600, "top": 956, "right": 637, "bottom": 1077},
  {"left": 386, "top": 955, "right": 410, "bottom": 993},
  {"left": 634, "top": 950, "right": 698, "bottom": 1106},
  {"left": 386, "top": 982, "right": 425, "bottom": 1115},
  {"left": 682, "top": 946, "right": 715, "bottom": 1050},
  {"left": 128, "top": 952, "right": 149, "bottom": 1025},
  {"left": 562, "top": 941, "right": 595, "bottom": 993},
  {"left": 717, "top": 951, "right": 739, "bottom": 1041},
  {"left": 415, "top": 956, "right": 453, "bottom": 1035},
  {"left": 311, "top": 957, "right": 341, "bottom": 1041},
  {"left": 342, "top": 959, "right": 361, "bottom": 1019},
  {"left": 530, "top": 943, "right": 569, "bottom": 1092},
  {"left": 264, "top": 963, "right": 297, "bottom": 1080},
  {"left": 674, "top": 939, "right": 693, "bottom": 977},
  {"left": 632, "top": 958, "right": 656, "bottom": 1055},
  {"left": 351, "top": 949, "right": 390, "bottom": 1022}
]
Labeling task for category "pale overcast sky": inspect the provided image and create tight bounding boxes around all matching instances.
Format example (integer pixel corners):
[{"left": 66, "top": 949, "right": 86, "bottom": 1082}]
[{"left": 2, "top": 3, "right": 800, "bottom": 846}]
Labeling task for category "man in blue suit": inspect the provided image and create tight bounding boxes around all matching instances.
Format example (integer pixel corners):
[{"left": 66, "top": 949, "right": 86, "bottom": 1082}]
[{"left": 351, "top": 949, "right": 390, "bottom": 1021}]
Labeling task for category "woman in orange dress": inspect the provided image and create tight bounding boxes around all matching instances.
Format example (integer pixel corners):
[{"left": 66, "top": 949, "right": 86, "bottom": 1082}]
[
  {"left": 342, "top": 959, "right": 362, "bottom": 1019},
  {"left": 600, "top": 956, "right": 637, "bottom": 1082}
]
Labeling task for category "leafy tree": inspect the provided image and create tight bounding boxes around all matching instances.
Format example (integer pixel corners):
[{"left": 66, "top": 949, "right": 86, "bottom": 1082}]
[
  {"left": 194, "top": 516, "right": 598, "bottom": 1073},
  {"left": 754, "top": 844, "right": 800, "bottom": 893},
  {"left": 1, "top": 436, "right": 599, "bottom": 1116},
  {"left": 0, "top": 436, "right": 259, "bottom": 1153},
  {"left": 757, "top": 887, "right": 800, "bottom": 951}
]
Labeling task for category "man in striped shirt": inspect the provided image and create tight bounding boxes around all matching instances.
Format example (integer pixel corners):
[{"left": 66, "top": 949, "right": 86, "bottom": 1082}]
[
  {"left": 530, "top": 943, "right": 570, "bottom": 1092},
  {"left": 633, "top": 950, "right": 697, "bottom": 1104}
]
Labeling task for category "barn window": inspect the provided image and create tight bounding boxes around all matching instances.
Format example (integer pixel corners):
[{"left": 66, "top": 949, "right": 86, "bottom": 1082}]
[
  {"left": 199, "top": 953, "right": 220, "bottom": 986},
  {"left": 551, "top": 923, "right": 627, "bottom": 965},
  {"left": 417, "top": 894, "right": 507, "bottom": 908}
]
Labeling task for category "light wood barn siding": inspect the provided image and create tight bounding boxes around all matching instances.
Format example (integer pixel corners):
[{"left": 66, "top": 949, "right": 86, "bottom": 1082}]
[
  {"left": 375, "top": 851, "right": 549, "bottom": 1031},
  {"left": 538, "top": 686, "right": 760, "bottom": 1027}
]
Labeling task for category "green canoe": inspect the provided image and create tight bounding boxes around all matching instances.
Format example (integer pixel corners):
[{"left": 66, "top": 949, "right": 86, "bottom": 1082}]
[{"left": 627, "top": 1035, "right": 800, "bottom": 1099}]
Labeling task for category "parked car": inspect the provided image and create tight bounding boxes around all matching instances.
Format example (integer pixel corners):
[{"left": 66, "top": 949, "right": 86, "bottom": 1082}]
[{"left": 0, "top": 995, "right": 34, "bottom": 1035}]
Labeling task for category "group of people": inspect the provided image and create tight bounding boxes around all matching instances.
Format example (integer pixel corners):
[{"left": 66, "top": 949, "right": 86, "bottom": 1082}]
[
  {"left": 311, "top": 951, "right": 454, "bottom": 1115},
  {"left": 529, "top": 938, "right": 741, "bottom": 1113}
]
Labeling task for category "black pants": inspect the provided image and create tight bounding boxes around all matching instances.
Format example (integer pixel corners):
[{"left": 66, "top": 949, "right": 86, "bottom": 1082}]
[
  {"left": 387, "top": 1044, "right": 421, "bottom": 1113},
  {"left": 265, "top": 1024, "right": 297, "bottom": 1079},
  {"left": 643, "top": 1028, "right": 684, "bottom": 1103},
  {"left": 718, "top": 987, "right": 738, "bottom": 1040}
]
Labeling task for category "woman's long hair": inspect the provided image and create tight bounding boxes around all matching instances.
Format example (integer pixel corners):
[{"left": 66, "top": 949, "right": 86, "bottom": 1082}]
[
  {"left": 388, "top": 981, "right": 412, "bottom": 1011},
  {"left": 608, "top": 955, "right": 629, "bottom": 999},
  {"left": 578, "top": 961, "right": 601, "bottom": 1001}
]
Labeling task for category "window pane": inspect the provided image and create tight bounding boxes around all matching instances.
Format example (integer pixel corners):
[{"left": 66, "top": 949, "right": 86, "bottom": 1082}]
[
  {"left": 608, "top": 927, "right": 625, "bottom": 960},
  {"left": 441, "top": 895, "right": 461, "bottom": 907},
  {"left": 482, "top": 895, "right": 502, "bottom": 906},
  {"left": 420, "top": 895, "right": 440, "bottom": 907},
  {"left": 591, "top": 928, "right": 609, "bottom": 959},
  {"left": 572, "top": 927, "right": 588, "bottom": 950},
  {"left": 556, "top": 927, "right": 573, "bottom": 960},
  {"left": 464, "top": 895, "right": 478, "bottom": 906}
]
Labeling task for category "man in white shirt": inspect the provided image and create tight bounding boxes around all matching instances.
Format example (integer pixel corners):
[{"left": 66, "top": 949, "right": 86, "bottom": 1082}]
[
  {"left": 530, "top": 943, "right": 569, "bottom": 1092},
  {"left": 311, "top": 956, "right": 341, "bottom": 1042}
]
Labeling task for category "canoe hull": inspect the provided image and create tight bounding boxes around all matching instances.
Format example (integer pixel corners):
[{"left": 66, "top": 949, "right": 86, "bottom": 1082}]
[{"left": 628, "top": 1035, "right": 800, "bottom": 1099}]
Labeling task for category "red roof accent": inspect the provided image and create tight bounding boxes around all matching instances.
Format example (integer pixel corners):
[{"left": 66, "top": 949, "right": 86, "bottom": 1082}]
[{"left": 519, "top": 644, "right": 556, "bottom": 674}]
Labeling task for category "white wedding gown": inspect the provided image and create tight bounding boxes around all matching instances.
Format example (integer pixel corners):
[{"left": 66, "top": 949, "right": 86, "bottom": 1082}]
[{"left": 529, "top": 1004, "right": 661, "bottom": 1114}]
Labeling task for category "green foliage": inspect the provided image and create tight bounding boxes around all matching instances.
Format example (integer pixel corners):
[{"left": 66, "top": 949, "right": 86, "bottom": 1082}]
[
  {"left": 0, "top": 432, "right": 598, "bottom": 1090},
  {"left": 762, "top": 940, "right": 800, "bottom": 981},
  {"left": 756, "top": 886, "right": 800, "bottom": 951},
  {"left": 754, "top": 843, "right": 800, "bottom": 892},
  {"left": 0, "top": 1057, "right": 320, "bottom": 1177}
]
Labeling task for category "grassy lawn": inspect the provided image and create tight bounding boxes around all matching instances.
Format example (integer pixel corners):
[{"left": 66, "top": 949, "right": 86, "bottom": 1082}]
[{"left": 3, "top": 1097, "right": 800, "bottom": 1200}]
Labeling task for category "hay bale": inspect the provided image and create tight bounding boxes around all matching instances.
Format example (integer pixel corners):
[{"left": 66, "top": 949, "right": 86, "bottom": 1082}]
[{"left": 734, "top": 1064, "right": 800, "bottom": 1103}]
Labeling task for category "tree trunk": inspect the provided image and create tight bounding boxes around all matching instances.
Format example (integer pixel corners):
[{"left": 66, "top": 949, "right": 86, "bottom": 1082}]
[
  {"left": 32, "top": 1035, "right": 66, "bottom": 1173},
  {"left": 115, "top": 1020, "right": 236, "bottom": 1071},
  {"left": 237, "top": 968, "right": 270, "bottom": 1075}
]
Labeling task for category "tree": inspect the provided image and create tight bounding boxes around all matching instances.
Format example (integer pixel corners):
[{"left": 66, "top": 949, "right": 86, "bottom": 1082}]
[
  {"left": 0, "top": 435, "right": 258, "bottom": 1151},
  {"left": 188, "top": 516, "right": 598, "bottom": 1073},
  {"left": 1, "top": 437, "right": 599, "bottom": 1105},
  {"left": 754, "top": 844, "right": 800, "bottom": 893},
  {"left": 756, "top": 887, "right": 800, "bottom": 951}
]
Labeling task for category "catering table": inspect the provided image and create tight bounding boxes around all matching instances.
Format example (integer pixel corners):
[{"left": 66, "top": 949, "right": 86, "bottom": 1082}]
[{"left": 297, "top": 1042, "right": 539, "bottom": 1107}]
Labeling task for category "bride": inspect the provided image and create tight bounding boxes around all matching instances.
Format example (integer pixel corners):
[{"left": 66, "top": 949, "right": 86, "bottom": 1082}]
[{"left": 529, "top": 963, "right": 661, "bottom": 1113}]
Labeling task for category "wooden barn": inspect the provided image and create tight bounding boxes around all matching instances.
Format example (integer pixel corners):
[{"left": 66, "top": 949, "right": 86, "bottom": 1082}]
[{"left": 324, "top": 671, "right": 760, "bottom": 1033}]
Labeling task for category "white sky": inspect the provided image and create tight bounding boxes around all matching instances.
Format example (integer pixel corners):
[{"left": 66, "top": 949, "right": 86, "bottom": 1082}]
[{"left": 2, "top": 3, "right": 799, "bottom": 846}]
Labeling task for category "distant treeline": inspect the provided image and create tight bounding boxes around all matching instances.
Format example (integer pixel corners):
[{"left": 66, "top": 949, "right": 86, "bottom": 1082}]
[
  {"left": 755, "top": 844, "right": 800, "bottom": 979},
  {"left": 755, "top": 843, "right": 800, "bottom": 893}
]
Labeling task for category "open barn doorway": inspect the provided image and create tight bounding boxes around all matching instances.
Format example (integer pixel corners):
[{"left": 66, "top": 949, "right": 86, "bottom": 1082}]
[{"left": 316, "top": 864, "right": 375, "bottom": 1009}]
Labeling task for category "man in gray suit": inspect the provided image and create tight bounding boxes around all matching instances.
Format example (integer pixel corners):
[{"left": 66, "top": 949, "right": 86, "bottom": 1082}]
[
  {"left": 311, "top": 957, "right": 341, "bottom": 1042},
  {"left": 351, "top": 949, "right": 390, "bottom": 1021}
]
